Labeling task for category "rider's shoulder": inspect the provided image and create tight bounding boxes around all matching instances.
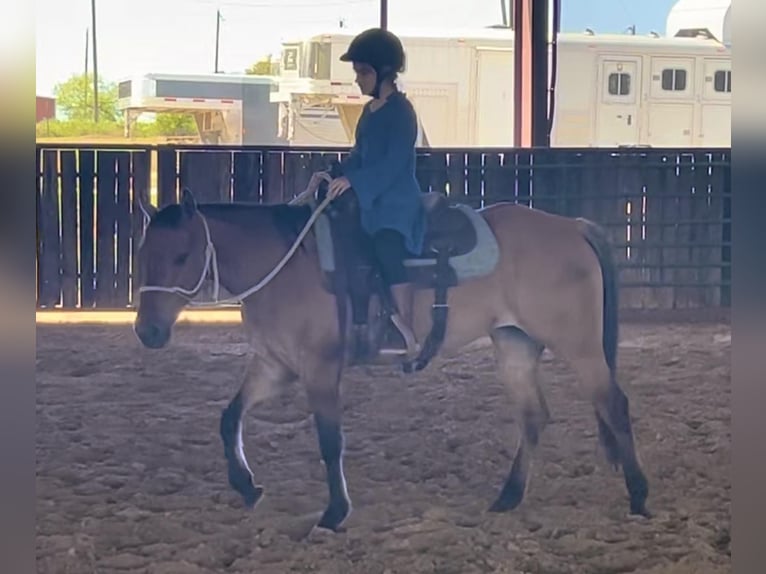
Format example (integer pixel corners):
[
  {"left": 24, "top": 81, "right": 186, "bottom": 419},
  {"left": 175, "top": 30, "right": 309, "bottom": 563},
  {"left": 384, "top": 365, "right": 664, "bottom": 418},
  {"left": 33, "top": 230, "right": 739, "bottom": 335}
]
[{"left": 390, "top": 92, "right": 417, "bottom": 122}]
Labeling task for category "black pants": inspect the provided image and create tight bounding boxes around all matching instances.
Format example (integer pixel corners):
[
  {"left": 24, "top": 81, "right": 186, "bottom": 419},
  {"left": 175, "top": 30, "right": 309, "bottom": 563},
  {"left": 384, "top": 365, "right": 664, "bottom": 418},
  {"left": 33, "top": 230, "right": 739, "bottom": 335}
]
[{"left": 371, "top": 229, "right": 413, "bottom": 285}]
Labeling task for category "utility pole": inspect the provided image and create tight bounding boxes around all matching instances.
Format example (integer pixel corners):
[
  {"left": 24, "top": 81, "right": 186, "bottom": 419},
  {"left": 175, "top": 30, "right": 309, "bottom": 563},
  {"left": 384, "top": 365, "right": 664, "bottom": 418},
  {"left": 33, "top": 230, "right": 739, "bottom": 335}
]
[
  {"left": 215, "top": 9, "right": 222, "bottom": 73},
  {"left": 84, "top": 28, "right": 89, "bottom": 109},
  {"left": 91, "top": 0, "right": 99, "bottom": 122}
]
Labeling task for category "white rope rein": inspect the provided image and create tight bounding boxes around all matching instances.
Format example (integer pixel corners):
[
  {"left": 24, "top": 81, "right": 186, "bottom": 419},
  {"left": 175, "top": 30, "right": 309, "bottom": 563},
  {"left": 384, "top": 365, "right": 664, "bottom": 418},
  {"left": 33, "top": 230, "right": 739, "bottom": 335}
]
[{"left": 138, "top": 185, "right": 332, "bottom": 307}]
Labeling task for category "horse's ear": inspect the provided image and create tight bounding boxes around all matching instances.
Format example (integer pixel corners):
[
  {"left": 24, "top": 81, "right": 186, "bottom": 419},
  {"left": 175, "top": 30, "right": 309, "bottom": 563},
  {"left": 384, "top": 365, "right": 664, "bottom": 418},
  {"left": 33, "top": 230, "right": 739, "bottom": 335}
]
[
  {"left": 181, "top": 188, "right": 197, "bottom": 218},
  {"left": 137, "top": 194, "right": 157, "bottom": 223}
]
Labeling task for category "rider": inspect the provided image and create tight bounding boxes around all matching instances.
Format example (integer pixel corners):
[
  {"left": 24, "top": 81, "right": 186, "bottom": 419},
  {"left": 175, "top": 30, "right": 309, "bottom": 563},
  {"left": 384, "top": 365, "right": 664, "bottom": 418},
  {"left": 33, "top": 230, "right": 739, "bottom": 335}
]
[{"left": 310, "top": 28, "right": 426, "bottom": 357}]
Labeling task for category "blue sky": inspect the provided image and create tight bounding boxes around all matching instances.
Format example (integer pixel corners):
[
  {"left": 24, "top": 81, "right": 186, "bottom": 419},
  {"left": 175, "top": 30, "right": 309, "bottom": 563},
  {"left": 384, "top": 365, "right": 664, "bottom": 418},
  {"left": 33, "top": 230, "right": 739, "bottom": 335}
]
[{"left": 35, "top": 0, "right": 679, "bottom": 96}]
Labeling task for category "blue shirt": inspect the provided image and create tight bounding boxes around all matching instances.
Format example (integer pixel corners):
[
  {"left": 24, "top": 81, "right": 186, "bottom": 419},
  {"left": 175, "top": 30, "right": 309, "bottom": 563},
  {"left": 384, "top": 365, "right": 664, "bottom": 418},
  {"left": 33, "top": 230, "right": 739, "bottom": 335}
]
[{"left": 341, "top": 91, "right": 426, "bottom": 256}]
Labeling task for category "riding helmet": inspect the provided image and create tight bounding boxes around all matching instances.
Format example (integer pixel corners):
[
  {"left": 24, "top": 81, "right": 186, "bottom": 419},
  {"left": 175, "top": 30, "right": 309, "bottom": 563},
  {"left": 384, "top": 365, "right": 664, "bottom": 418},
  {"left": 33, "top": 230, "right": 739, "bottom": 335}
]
[{"left": 339, "top": 28, "right": 406, "bottom": 77}]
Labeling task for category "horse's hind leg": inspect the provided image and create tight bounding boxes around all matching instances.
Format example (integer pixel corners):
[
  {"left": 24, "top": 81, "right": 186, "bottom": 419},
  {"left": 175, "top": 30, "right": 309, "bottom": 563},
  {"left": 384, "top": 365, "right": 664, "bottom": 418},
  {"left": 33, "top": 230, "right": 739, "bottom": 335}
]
[
  {"left": 596, "top": 408, "right": 621, "bottom": 470},
  {"left": 571, "top": 353, "right": 649, "bottom": 517},
  {"left": 219, "top": 356, "right": 293, "bottom": 508},
  {"left": 305, "top": 360, "right": 351, "bottom": 532},
  {"left": 488, "top": 326, "right": 547, "bottom": 513}
]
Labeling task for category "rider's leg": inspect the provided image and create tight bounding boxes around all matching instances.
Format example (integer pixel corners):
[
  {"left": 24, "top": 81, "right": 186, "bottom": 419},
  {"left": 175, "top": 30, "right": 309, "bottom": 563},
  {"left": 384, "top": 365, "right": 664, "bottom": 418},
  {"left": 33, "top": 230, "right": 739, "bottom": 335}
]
[
  {"left": 373, "top": 229, "right": 419, "bottom": 356},
  {"left": 389, "top": 283, "right": 418, "bottom": 354}
]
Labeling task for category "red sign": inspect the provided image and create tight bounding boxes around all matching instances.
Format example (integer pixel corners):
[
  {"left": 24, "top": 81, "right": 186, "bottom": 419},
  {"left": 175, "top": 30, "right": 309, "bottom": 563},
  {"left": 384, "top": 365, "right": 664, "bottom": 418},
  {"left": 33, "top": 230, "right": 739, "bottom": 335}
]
[{"left": 36, "top": 96, "right": 56, "bottom": 123}]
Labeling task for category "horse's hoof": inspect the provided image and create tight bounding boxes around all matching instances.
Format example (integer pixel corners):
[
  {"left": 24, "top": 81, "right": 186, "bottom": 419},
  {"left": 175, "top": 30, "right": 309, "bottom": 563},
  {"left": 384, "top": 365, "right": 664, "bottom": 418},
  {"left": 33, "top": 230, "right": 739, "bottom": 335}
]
[
  {"left": 488, "top": 480, "right": 525, "bottom": 513},
  {"left": 229, "top": 474, "right": 263, "bottom": 508},
  {"left": 242, "top": 484, "right": 264, "bottom": 508},
  {"left": 488, "top": 494, "right": 523, "bottom": 513},
  {"left": 629, "top": 503, "right": 651, "bottom": 519},
  {"left": 314, "top": 521, "right": 347, "bottom": 534},
  {"left": 315, "top": 501, "right": 351, "bottom": 532},
  {"left": 228, "top": 468, "right": 264, "bottom": 508}
]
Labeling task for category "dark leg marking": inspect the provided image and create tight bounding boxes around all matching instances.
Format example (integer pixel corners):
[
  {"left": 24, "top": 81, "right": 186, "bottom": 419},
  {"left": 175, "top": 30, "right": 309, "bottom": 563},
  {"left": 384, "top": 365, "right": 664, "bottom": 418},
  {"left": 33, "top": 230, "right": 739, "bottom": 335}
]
[
  {"left": 489, "top": 406, "right": 547, "bottom": 513},
  {"left": 596, "top": 411, "right": 621, "bottom": 470},
  {"left": 487, "top": 326, "right": 548, "bottom": 514},
  {"left": 220, "top": 393, "right": 263, "bottom": 507},
  {"left": 314, "top": 412, "right": 351, "bottom": 531},
  {"left": 600, "top": 381, "right": 650, "bottom": 517}
]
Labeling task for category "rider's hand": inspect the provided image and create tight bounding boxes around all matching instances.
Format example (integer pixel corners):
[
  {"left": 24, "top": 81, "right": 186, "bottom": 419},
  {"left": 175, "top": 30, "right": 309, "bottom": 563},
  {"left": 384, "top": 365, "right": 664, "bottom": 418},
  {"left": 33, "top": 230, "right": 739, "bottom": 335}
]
[
  {"left": 327, "top": 176, "right": 352, "bottom": 199},
  {"left": 308, "top": 171, "right": 332, "bottom": 193}
]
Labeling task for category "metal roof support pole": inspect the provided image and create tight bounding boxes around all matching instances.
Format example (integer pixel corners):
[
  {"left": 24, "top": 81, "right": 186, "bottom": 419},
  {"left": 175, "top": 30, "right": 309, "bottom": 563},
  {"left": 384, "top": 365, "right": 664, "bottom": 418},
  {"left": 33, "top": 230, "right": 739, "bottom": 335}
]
[
  {"left": 513, "top": 0, "right": 532, "bottom": 147},
  {"left": 380, "top": 0, "right": 388, "bottom": 29},
  {"left": 531, "top": 0, "right": 549, "bottom": 147},
  {"left": 513, "top": 0, "right": 551, "bottom": 147}
]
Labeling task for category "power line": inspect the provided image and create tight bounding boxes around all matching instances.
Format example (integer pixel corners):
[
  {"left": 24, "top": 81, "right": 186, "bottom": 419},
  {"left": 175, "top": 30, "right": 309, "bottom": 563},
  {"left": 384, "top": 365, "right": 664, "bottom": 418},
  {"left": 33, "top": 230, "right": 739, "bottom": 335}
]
[{"left": 183, "top": 0, "right": 375, "bottom": 8}]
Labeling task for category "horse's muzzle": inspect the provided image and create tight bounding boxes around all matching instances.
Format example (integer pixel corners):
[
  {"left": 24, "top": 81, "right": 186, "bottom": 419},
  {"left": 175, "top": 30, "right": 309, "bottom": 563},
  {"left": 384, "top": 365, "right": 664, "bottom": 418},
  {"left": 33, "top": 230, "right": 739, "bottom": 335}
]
[{"left": 134, "top": 319, "right": 171, "bottom": 349}]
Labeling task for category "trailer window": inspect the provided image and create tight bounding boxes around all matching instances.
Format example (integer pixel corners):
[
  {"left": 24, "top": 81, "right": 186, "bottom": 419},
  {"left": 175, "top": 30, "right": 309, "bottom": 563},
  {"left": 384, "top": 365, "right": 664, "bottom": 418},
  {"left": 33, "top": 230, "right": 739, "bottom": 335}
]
[
  {"left": 301, "top": 42, "right": 331, "bottom": 80},
  {"left": 661, "top": 68, "right": 687, "bottom": 91},
  {"left": 118, "top": 81, "right": 131, "bottom": 99},
  {"left": 714, "top": 70, "right": 731, "bottom": 92},
  {"left": 608, "top": 72, "right": 631, "bottom": 96}
]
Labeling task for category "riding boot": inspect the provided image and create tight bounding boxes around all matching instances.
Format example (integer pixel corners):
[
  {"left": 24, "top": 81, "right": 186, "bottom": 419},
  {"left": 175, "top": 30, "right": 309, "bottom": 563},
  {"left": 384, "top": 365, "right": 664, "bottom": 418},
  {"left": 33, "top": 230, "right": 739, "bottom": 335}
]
[{"left": 379, "top": 283, "right": 420, "bottom": 358}]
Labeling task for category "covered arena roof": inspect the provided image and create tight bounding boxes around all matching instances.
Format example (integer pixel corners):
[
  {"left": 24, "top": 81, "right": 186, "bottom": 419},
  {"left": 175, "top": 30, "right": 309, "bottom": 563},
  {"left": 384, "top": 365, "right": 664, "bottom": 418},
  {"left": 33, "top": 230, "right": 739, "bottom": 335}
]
[{"left": 666, "top": 0, "right": 731, "bottom": 45}]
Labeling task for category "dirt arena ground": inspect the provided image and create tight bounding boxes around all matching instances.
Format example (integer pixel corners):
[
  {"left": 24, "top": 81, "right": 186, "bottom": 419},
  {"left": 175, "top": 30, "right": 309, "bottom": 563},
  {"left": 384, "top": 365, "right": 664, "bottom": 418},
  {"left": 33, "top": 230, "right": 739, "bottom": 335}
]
[{"left": 36, "top": 320, "right": 730, "bottom": 574}]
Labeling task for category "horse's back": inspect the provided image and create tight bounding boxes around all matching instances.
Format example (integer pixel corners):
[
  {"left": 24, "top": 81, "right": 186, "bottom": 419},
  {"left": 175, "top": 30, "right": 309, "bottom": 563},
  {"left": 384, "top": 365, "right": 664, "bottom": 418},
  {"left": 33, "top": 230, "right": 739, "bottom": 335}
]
[{"left": 481, "top": 202, "right": 596, "bottom": 257}]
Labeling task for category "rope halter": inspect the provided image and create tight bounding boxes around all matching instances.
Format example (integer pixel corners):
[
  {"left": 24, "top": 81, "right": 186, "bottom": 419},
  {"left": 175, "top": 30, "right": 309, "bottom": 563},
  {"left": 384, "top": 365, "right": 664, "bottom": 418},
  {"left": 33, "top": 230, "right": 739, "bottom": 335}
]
[
  {"left": 137, "top": 214, "right": 221, "bottom": 303},
  {"left": 136, "top": 190, "right": 333, "bottom": 308}
]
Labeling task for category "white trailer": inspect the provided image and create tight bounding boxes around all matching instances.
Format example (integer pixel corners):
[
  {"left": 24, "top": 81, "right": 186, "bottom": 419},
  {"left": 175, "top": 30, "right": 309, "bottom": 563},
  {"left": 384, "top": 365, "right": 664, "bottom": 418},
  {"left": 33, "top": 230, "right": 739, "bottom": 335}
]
[
  {"left": 271, "top": 24, "right": 730, "bottom": 148},
  {"left": 552, "top": 32, "right": 731, "bottom": 147},
  {"left": 271, "top": 27, "right": 515, "bottom": 147},
  {"left": 117, "top": 72, "right": 285, "bottom": 145}
]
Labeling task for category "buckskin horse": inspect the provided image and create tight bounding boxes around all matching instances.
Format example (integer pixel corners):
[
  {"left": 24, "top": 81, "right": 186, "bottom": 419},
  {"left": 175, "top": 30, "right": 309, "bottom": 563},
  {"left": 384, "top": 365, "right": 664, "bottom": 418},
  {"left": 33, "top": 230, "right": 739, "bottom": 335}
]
[{"left": 133, "top": 177, "right": 650, "bottom": 532}]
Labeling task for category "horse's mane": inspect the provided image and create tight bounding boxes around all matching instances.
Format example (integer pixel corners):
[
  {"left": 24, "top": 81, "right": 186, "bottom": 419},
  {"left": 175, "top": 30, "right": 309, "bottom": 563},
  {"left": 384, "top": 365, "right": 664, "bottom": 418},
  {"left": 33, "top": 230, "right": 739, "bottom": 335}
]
[{"left": 150, "top": 202, "right": 313, "bottom": 246}]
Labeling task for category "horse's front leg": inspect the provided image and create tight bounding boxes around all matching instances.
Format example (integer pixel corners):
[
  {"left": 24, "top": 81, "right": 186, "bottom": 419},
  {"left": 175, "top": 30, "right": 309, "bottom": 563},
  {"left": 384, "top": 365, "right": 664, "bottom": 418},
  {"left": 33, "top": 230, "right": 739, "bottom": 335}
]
[
  {"left": 306, "top": 360, "right": 351, "bottom": 532},
  {"left": 219, "top": 355, "right": 293, "bottom": 507}
]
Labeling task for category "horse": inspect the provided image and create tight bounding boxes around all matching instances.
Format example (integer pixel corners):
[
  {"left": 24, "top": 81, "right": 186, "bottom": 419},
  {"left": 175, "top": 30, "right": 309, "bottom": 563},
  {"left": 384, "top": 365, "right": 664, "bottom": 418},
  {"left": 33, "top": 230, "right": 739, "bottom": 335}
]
[{"left": 133, "top": 184, "right": 650, "bottom": 533}]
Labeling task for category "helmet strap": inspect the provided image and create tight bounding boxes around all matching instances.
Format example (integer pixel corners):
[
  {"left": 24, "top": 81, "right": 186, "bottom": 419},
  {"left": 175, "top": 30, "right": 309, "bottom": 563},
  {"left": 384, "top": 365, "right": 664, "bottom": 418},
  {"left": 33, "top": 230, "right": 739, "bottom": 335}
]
[{"left": 371, "top": 66, "right": 395, "bottom": 99}]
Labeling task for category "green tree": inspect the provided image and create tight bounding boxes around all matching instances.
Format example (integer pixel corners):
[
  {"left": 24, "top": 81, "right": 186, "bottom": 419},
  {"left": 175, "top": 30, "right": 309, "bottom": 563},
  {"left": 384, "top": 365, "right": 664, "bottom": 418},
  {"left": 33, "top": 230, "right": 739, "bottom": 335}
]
[
  {"left": 153, "top": 113, "right": 197, "bottom": 136},
  {"left": 245, "top": 56, "right": 274, "bottom": 75},
  {"left": 53, "top": 73, "right": 119, "bottom": 122}
]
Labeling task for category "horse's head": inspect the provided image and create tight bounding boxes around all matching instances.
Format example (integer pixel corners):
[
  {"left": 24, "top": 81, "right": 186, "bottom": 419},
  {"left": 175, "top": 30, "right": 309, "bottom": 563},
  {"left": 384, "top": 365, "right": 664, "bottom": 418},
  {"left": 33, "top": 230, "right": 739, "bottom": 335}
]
[{"left": 134, "top": 188, "right": 212, "bottom": 349}]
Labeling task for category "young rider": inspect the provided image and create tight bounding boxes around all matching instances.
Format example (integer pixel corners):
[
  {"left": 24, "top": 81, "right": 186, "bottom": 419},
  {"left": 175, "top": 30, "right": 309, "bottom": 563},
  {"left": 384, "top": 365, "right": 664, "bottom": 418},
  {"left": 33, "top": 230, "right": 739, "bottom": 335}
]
[{"left": 308, "top": 28, "right": 426, "bottom": 357}]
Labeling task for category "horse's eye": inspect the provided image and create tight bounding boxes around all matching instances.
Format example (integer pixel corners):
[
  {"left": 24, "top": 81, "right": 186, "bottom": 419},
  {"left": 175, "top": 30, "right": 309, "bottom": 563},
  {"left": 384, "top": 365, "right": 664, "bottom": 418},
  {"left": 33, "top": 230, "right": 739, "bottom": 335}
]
[{"left": 173, "top": 253, "right": 189, "bottom": 266}]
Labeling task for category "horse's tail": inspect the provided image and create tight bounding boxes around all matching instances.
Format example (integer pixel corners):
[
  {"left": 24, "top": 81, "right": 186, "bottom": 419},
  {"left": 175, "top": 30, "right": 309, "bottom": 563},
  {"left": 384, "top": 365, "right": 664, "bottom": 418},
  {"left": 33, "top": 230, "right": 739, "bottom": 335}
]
[{"left": 578, "top": 218, "right": 619, "bottom": 377}]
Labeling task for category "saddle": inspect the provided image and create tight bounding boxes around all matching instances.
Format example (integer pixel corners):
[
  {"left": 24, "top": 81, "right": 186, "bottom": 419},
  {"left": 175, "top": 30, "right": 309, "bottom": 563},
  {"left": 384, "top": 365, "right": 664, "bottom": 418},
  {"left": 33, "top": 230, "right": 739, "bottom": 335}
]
[{"left": 313, "top": 162, "right": 497, "bottom": 372}]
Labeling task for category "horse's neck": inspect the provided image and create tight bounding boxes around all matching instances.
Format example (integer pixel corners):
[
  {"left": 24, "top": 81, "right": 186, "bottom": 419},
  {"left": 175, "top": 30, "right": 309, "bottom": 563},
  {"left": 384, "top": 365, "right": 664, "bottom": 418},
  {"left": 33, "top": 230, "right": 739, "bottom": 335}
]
[{"left": 203, "top": 208, "right": 297, "bottom": 298}]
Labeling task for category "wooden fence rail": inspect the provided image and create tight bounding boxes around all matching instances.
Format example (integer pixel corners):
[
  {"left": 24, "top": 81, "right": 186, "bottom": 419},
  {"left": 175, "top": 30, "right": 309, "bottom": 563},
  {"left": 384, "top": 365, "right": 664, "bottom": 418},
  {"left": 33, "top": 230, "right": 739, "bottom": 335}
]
[{"left": 36, "top": 144, "right": 731, "bottom": 312}]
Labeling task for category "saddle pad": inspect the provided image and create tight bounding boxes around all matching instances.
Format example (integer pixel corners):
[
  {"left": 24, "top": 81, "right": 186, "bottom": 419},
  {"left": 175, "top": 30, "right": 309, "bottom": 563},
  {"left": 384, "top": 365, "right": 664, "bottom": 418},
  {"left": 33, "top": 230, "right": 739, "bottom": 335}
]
[
  {"left": 312, "top": 200, "right": 500, "bottom": 283},
  {"left": 313, "top": 205, "right": 336, "bottom": 273},
  {"left": 403, "top": 204, "right": 500, "bottom": 282}
]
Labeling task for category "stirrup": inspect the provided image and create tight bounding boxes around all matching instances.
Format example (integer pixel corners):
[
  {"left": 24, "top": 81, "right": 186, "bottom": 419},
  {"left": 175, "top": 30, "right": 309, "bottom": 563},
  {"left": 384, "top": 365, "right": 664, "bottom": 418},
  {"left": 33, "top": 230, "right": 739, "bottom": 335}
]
[{"left": 379, "top": 314, "right": 421, "bottom": 358}]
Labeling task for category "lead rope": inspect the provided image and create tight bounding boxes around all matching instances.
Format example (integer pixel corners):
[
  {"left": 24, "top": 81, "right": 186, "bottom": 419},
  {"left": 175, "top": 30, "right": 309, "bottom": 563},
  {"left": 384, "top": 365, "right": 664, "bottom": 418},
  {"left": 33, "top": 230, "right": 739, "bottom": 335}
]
[{"left": 139, "top": 185, "right": 332, "bottom": 308}]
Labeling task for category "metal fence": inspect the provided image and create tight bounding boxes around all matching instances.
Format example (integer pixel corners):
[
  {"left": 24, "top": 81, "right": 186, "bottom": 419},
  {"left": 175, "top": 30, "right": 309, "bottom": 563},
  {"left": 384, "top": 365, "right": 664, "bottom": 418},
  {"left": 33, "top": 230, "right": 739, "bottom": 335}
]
[{"left": 36, "top": 144, "right": 731, "bottom": 311}]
